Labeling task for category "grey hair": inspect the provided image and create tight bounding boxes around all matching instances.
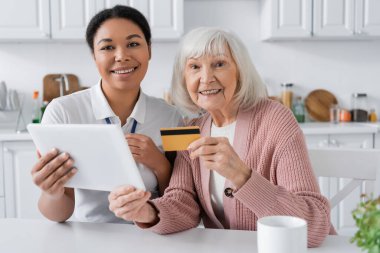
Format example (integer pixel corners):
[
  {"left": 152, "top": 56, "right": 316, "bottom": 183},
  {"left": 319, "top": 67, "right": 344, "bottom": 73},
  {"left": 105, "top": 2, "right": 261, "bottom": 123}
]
[{"left": 171, "top": 27, "right": 267, "bottom": 114}]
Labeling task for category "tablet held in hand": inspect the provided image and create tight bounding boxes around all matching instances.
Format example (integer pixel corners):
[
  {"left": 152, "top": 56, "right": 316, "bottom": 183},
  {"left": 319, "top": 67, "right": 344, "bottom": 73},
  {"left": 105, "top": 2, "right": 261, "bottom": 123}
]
[{"left": 27, "top": 124, "right": 146, "bottom": 191}]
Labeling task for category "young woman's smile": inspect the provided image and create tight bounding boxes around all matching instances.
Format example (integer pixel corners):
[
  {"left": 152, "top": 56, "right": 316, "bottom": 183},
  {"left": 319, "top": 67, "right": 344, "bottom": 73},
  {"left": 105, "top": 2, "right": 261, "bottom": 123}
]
[{"left": 93, "top": 18, "right": 150, "bottom": 93}]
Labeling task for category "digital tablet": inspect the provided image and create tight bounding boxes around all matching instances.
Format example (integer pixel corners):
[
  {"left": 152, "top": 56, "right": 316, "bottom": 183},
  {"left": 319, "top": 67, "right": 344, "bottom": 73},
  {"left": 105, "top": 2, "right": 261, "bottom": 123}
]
[{"left": 27, "top": 124, "right": 146, "bottom": 191}]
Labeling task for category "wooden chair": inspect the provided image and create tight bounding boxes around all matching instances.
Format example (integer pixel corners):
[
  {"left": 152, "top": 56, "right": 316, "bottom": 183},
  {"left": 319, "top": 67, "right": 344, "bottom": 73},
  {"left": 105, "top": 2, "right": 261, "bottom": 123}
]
[{"left": 308, "top": 148, "right": 380, "bottom": 235}]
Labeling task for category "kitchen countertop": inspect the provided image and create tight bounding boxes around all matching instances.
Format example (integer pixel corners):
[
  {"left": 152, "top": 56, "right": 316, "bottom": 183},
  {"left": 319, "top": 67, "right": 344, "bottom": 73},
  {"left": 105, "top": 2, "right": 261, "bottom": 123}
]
[
  {"left": 299, "top": 122, "right": 380, "bottom": 135},
  {"left": 0, "top": 128, "right": 31, "bottom": 141},
  {"left": 1, "top": 123, "right": 380, "bottom": 141}
]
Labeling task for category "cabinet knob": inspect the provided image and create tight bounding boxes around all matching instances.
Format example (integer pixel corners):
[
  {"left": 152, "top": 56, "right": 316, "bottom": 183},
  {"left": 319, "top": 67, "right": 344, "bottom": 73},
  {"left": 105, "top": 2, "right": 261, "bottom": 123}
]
[
  {"left": 329, "top": 139, "right": 340, "bottom": 147},
  {"left": 360, "top": 142, "right": 369, "bottom": 149},
  {"left": 318, "top": 139, "right": 329, "bottom": 147}
]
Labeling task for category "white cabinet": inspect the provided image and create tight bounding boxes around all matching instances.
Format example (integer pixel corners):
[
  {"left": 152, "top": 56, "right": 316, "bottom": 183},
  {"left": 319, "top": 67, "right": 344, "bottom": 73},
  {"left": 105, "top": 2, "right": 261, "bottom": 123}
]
[
  {"left": 313, "top": 0, "right": 355, "bottom": 37},
  {"left": 304, "top": 134, "right": 329, "bottom": 148},
  {"left": 0, "top": 0, "right": 183, "bottom": 41},
  {"left": 0, "top": 0, "right": 50, "bottom": 40},
  {"left": 0, "top": 0, "right": 95, "bottom": 40},
  {"left": 376, "top": 132, "right": 380, "bottom": 148},
  {"left": 356, "top": 0, "right": 380, "bottom": 36},
  {"left": 2, "top": 141, "right": 44, "bottom": 219},
  {"left": 329, "top": 133, "right": 373, "bottom": 148},
  {"left": 261, "top": 0, "right": 312, "bottom": 40},
  {"left": 0, "top": 197, "right": 5, "bottom": 218},
  {"left": 50, "top": 0, "right": 96, "bottom": 39},
  {"left": 304, "top": 133, "right": 373, "bottom": 148},
  {"left": 0, "top": 145, "right": 4, "bottom": 197},
  {"left": 304, "top": 132, "right": 374, "bottom": 236},
  {"left": 261, "top": 0, "right": 380, "bottom": 40},
  {"left": 95, "top": 0, "right": 184, "bottom": 40}
]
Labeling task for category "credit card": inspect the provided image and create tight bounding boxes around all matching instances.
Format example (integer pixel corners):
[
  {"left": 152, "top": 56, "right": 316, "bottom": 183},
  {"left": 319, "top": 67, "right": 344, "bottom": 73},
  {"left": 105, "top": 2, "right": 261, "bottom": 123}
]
[{"left": 160, "top": 126, "right": 201, "bottom": 151}]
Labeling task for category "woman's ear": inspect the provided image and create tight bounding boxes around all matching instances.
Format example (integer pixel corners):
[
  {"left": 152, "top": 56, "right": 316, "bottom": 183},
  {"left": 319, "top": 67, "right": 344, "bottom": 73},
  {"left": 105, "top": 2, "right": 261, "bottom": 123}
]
[{"left": 148, "top": 44, "right": 152, "bottom": 60}]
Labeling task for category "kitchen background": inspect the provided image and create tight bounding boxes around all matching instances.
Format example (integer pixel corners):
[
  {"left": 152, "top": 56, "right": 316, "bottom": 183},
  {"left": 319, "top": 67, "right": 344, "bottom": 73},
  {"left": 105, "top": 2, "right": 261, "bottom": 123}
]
[
  {"left": 0, "top": 0, "right": 380, "bottom": 126},
  {"left": 1, "top": 0, "right": 380, "bottom": 236}
]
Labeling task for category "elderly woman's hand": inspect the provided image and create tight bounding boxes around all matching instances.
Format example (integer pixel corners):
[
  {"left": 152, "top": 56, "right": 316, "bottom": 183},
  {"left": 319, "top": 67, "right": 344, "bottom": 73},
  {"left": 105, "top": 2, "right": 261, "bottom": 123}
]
[
  {"left": 188, "top": 137, "right": 251, "bottom": 189},
  {"left": 108, "top": 185, "right": 159, "bottom": 224}
]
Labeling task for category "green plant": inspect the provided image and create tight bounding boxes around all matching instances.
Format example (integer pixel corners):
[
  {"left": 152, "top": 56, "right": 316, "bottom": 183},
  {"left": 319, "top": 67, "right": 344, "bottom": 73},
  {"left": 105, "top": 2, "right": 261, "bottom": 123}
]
[{"left": 351, "top": 194, "right": 380, "bottom": 253}]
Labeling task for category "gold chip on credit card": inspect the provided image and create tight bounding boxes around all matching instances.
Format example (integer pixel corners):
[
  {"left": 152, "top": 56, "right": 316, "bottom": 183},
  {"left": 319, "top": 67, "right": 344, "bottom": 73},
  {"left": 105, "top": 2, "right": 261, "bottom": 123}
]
[{"left": 160, "top": 126, "right": 201, "bottom": 151}]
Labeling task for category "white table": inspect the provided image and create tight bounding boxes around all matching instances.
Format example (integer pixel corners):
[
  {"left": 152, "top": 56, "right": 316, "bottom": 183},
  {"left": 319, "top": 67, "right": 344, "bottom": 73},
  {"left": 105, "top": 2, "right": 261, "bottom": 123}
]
[{"left": 0, "top": 219, "right": 360, "bottom": 253}]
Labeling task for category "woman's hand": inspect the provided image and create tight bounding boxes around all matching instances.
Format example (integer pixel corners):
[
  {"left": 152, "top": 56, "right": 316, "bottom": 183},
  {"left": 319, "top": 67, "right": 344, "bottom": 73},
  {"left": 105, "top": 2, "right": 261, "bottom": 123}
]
[
  {"left": 126, "top": 134, "right": 170, "bottom": 173},
  {"left": 188, "top": 137, "right": 251, "bottom": 189},
  {"left": 31, "top": 148, "right": 77, "bottom": 200},
  {"left": 126, "top": 134, "right": 171, "bottom": 194},
  {"left": 108, "top": 185, "right": 158, "bottom": 224}
]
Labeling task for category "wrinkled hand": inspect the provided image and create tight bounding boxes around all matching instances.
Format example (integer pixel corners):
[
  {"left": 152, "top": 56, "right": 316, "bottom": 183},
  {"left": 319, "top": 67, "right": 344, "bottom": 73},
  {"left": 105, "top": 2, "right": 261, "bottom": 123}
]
[
  {"left": 31, "top": 148, "right": 77, "bottom": 199},
  {"left": 108, "top": 185, "right": 158, "bottom": 223},
  {"left": 188, "top": 137, "right": 251, "bottom": 188},
  {"left": 126, "top": 133, "right": 169, "bottom": 173}
]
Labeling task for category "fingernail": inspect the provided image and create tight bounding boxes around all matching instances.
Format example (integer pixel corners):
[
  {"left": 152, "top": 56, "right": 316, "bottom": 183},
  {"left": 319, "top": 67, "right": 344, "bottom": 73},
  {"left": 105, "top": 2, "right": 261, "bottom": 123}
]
[
  {"left": 72, "top": 168, "right": 78, "bottom": 173},
  {"left": 51, "top": 148, "right": 58, "bottom": 154}
]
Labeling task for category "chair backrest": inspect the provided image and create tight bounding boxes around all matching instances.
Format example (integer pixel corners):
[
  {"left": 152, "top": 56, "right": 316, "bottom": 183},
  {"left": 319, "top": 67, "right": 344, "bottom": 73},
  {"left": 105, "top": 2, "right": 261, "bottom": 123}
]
[{"left": 308, "top": 148, "right": 380, "bottom": 208}]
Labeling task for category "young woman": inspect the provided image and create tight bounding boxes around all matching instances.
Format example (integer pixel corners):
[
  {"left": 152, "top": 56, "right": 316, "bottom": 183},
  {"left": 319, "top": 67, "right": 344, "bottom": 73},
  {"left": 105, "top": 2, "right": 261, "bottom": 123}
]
[{"left": 30, "top": 5, "right": 182, "bottom": 223}]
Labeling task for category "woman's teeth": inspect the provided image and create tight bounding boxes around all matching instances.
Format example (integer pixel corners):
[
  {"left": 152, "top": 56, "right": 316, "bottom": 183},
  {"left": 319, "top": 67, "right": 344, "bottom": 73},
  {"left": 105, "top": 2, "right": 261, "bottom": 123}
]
[
  {"left": 112, "top": 68, "right": 135, "bottom": 74},
  {"left": 199, "top": 89, "right": 221, "bottom": 95}
]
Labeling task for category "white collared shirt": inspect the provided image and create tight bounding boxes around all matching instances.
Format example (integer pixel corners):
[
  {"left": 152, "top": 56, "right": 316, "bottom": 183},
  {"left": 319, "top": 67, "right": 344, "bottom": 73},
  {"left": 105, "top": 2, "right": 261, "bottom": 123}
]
[{"left": 41, "top": 81, "right": 183, "bottom": 223}]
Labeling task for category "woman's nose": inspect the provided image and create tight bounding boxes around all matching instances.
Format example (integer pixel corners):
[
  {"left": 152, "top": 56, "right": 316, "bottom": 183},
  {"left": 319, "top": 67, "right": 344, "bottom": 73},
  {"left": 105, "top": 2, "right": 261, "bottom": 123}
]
[
  {"left": 200, "top": 67, "right": 216, "bottom": 84},
  {"left": 115, "top": 48, "right": 131, "bottom": 62}
]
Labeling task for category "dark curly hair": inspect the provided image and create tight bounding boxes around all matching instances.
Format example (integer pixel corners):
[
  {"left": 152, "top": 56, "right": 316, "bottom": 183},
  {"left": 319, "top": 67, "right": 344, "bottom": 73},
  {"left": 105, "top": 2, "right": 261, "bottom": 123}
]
[{"left": 86, "top": 5, "right": 151, "bottom": 52}]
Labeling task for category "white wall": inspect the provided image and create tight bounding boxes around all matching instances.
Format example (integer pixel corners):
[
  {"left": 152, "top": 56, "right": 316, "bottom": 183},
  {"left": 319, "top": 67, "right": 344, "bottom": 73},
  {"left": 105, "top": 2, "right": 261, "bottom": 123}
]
[{"left": 0, "top": 0, "right": 380, "bottom": 125}]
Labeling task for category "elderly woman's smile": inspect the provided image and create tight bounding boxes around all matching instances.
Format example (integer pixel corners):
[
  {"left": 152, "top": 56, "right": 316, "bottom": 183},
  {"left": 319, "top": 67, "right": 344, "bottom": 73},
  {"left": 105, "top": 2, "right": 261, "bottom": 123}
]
[{"left": 198, "top": 88, "right": 222, "bottom": 95}]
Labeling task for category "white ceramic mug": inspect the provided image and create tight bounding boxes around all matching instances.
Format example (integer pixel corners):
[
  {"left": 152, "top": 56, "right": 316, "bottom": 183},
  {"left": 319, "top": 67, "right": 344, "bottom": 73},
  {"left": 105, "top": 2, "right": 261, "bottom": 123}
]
[{"left": 257, "top": 215, "right": 307, "bottom": 253}]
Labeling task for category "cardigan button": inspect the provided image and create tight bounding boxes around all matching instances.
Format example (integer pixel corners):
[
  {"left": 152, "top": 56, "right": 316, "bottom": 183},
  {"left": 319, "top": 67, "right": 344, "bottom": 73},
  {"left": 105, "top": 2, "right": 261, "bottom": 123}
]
[{"left": 224, "top": 187, "right": 234, "bottom": 198}]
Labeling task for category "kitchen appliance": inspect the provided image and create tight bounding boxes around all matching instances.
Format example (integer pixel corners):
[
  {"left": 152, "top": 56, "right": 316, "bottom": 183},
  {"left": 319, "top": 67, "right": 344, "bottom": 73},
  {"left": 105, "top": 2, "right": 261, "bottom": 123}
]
[
  {"left": 43, "top": 74, "right": 80, "bottom": 102},
  {"left": 305, "top": 89, "right": 338, "bottom": 122}
]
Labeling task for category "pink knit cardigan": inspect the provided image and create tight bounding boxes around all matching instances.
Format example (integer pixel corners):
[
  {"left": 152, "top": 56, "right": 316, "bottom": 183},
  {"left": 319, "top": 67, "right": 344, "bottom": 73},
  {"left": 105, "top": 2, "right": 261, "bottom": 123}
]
[{"left": 147, "top": 99, "right": 333, "bottom": 247}]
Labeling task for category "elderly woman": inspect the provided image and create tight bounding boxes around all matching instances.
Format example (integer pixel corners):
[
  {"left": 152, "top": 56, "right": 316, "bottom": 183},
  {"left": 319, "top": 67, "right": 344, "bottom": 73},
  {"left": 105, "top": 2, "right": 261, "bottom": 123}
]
[{"left": 108, "top": 27, "right": 333, "bottom": 247}]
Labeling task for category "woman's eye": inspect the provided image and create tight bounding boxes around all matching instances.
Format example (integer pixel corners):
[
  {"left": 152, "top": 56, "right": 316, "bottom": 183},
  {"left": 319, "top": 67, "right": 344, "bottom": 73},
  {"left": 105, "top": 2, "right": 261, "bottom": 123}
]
[
  {"left": 190, "top": 64, "right": 199, "bottom": 70},
  {"left": 215, "top": 61, "right": 225, "bottom": 67},
  {"left": 128, "top": 42, "right": 140, "bottom": 47},
  {"left": 100, "top": 45, "right": 114, "bottom": 51}
]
